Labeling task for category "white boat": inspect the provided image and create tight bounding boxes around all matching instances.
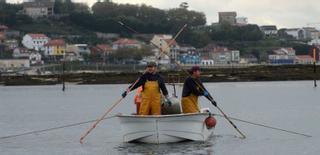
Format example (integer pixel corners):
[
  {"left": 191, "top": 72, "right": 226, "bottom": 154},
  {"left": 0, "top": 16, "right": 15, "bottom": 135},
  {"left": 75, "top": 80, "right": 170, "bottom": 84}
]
[{"left": 116, "top": 112, "right": 214, "bottom": 144}]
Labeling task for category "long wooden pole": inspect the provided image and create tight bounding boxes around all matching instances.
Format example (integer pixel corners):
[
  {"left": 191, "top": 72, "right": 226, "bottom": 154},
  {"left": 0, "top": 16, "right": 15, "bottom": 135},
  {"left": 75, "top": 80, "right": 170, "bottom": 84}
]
[
  {"left": 79, "top": 77, "right": 141, "bottom": 144},
  {"left": 173, "top": 61, "right": 246, "bottom": 138}
]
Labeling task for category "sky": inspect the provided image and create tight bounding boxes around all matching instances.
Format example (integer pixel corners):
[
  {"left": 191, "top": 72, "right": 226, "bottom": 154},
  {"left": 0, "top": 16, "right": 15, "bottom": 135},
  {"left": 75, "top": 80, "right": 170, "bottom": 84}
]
[{"left": 8, "top": 0, "right": 320, "bottom": 29}]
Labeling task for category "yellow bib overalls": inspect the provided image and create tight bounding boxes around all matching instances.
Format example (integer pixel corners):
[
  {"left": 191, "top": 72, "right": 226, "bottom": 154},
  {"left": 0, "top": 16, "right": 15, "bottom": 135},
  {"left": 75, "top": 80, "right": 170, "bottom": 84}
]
[{"left": 139, "top": 80, "right": 161, "bottom": 115}]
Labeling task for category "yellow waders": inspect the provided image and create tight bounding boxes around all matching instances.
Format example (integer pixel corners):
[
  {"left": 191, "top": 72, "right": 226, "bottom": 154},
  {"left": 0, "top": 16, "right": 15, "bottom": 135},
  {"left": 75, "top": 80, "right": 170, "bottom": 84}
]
[
  {"left": 181, "top": 94, "right": 200, "bottom": 113},
  {"left": 139, "top": 80, "right": 161, "bottom": 115}
]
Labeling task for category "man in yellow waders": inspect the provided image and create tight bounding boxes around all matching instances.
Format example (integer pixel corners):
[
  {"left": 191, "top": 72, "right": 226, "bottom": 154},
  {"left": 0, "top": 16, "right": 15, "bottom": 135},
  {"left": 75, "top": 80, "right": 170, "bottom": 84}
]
[
  {"left": 122, "top": 62, "right": 171, "bottom": 115},
  {"left": 181, "top": 66, "right": 217, "bottom": 113}
]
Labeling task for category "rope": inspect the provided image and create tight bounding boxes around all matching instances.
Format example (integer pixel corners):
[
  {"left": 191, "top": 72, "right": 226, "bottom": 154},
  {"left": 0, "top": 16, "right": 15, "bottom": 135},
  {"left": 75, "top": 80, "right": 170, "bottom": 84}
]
[
  {"left": 0, "top": 116, "right": 116, "bottom": 140},
  {"left": 212, "top": 113, "right": 312, "bottom": 138}
]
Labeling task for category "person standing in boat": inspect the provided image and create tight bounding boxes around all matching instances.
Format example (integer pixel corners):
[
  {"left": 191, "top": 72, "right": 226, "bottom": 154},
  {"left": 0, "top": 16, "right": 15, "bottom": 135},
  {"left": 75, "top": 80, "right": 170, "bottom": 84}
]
[
  {"left": 121, "top": 62, "right": 171, "bottom": 115},
  {"left": 181, "top": 66, "right": 216, "bottom": 113}
]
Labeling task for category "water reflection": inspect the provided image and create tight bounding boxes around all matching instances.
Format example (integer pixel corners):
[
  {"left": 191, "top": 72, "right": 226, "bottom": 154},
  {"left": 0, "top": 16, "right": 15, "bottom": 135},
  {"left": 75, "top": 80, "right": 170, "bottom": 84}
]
[{"left": 115, "top": 136, "right": 216, "bottom": 155}]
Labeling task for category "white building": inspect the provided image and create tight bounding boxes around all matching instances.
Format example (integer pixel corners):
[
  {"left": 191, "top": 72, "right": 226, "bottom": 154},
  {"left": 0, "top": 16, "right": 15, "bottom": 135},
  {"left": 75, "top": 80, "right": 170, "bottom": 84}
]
[
  {"left": 22, "top": 33, "right": 50, "bottom": 51},
  {"left": 260, "top": 25, "right": 278, "bottom": 37},
  {"left": 150, "top": 34, "right": 180, "bottom": 61},
  {"left": 23, "top": 1, "right": 54, "bottom": 18},
  {"left": 74, "top": 44, "right": 91, "bottom": 55},
  {"left": 4, "top": 39, "right": 19, "bottom": 50},
  {"left": 285, "top": 28, "right": 319, "bottom": 40},
  {"left": 236, "top": 17, "right": 248, "bottom": 25},
  {"left": 308, "top": 39, "right": 320, "bottom": 46},
  {"left": 201, "top": 59, "right": 214, "bottom": 66},
  {"left": 13, "top": 48, "right": 42, "bottom": 65},
  {"left": 0, "top": 59, "right": 30, "bottom": 69},
  {"left": 285, "top": 29, "right": 301, "bottom": 39}
]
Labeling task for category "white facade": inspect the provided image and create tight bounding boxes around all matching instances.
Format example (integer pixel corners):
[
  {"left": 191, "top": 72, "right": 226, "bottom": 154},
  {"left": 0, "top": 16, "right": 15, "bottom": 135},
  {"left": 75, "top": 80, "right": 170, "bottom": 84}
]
[
  {"left": 22, "top": 34, "right": 50, "bottom": 51},
  {"left": 236, "top": 17, "right": 248, "bottom": 25},
  {"left": 308, "top": 39, "right": 320, "bottom": 45},
  {"left": 285, "top": 29, "right": 302, "bottom": 39},
  {"left": 201, "top": 59, "right": 214, "bottom": 66},
  {"left": 231, "top": 50, "right": 240, "bottom": 62},
  {"left": 29, "top": 52, "right": 42, "bottom": 65},
  {"left": 25, "top": 7, "right": 49, "bottom": 18},
  {"left": 151, "top": 35, "right": 180, "bottom": 61},
  {"left": 13, "top": 48, "right": 42, "bottom": 65},
  {"left": 151, "top": 35, "right": 173, "bottom": 54},
  {"left": 0, "top": 59, "right": 30, "bottom": 69},
  {"left": 74, "top": 44, "right": 91, "bottom": 55},
  {"left": 23, "top": 2, "right": 54, "bottom": 18}
]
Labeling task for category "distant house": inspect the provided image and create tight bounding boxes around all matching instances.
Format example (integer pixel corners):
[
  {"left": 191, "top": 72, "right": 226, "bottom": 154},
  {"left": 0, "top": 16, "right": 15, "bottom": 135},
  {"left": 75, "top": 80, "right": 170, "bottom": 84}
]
[
  {"left": 219, "top": 12, "right": 237, "bottom": 25},
  {"left": 74, "top": 44, "right": 91, "bottom": 55},
  {"left": 178, "top": 46, "right": 201, "bottom": 65},
  {"left": 151, "top": 35, "right": 180, "bottom": 61},
  {"left": 209, "top": 46, "right": 240, "bottom": 64},
  {"left": 5, "top": 30, "right": 20, "bottom": 39},
  {"left": 93, "top": 44, "right": 113, "bottom": 55},
  {"left": 236, "top": 17, "right": 248, "bottom": 26},
  {"left": 22, "top": 33, "right": 50, "bottom": 51},
  {"left": 295, "top": 55, "right": 314, "bottom": 64},
  {"left": 112, "top": 38, "right": 141, "bottom": 50},
  {"left": 23, "top": 1, "right": 54, "bottom": 18},
  {"left": 240, "top": 55, "right": 258, "bottom": 64},
  {"left": 260, "top": 25, "right": 278, "bottom": 37},
  {"left": 13, "top": 48, "right": 42, "bottom": 65},
  {"left": 285, "top": 27, "right": 319, "bottom": 40},
  {"left": 308, "top": 39, "right": 320, "bottom": 46},
  {"left": 303, "top": 27, "right": 319, "bottom": 40},
  {"left": 201, "top": 59, "right": 215, "bottom": 66},
  {"left": 65, "top": 44, "right": 90, "bottom": 61},
  {"left": 285, "top": 28, "right": 304, "bottom": 40},
  {"left": 44, "top": 39, "right": 66, "bottom": 57},
  {"left": 65, "top": 44, "right": 83, "bottom": 61},
  {"left": 0, "top": 25, "right": 8, "bottom": 32},
  {"left": 0, "top": 59, "right": 30, "bottom": 69},
  {"left": 269, "top": 48, "right": 296, "bottom": 64},
  {"left": 4, "top": 39, "right": 19, "bottom": 50},
  {"left": 13, "top": 48, "right": 31, "bottom": 58}
]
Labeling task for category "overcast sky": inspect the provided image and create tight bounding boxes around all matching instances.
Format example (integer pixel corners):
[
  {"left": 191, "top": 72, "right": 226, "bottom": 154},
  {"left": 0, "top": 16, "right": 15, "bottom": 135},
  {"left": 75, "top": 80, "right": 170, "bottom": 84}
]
[{"left": 9, "top": 0, "right": 320, "bottom": 28}]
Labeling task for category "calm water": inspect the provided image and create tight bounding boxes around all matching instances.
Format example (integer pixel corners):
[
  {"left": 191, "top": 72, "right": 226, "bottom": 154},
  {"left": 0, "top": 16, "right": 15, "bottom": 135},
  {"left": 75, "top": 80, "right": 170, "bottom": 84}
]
[{"left": 0, "top": 81, "right": 319, "bottom": 155}]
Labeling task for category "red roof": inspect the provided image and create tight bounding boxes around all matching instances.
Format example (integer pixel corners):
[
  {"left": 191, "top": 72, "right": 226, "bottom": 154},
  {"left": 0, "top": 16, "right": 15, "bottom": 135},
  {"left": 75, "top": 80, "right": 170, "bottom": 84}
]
[
  {"left": 96, "top": 44, "right": 112, "bottom": 51},
  {"left": 44, "top": 39, "right": 65, "bottom": 46},
  {"left": 113, "top": 38, "right": 139, "bottom": 45},
  {"left": 27, "top": 33, "right": 49, "bottom": 39},
  {"left": 213, "top": 46, "right": 229, "bottom": 53}
]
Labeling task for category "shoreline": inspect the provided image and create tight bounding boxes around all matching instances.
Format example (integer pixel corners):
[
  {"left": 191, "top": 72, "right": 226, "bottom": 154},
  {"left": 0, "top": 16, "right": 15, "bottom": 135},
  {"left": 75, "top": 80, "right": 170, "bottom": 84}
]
[{"left": 0, "top": 65, "right": 318, "bottom": 86}]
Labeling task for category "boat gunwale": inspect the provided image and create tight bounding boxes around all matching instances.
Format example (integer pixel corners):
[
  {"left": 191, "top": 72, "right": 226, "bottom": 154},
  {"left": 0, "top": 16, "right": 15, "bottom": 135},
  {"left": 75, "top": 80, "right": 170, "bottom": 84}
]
[{"left": 116, "top": 112, "right": 210, "bottom": 118}]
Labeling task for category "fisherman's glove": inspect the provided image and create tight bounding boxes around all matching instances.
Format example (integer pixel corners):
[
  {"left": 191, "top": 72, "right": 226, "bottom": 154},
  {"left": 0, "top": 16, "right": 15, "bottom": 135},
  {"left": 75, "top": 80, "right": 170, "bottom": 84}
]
[
  {"left": 203, "top": 91, "right": 210, "bottom": 97},
  {"left": 211, "top": 100, "right": 217, "bottom": 107},
  {"left": 121, "top": 91, "right": 127, "bottom": 98}
]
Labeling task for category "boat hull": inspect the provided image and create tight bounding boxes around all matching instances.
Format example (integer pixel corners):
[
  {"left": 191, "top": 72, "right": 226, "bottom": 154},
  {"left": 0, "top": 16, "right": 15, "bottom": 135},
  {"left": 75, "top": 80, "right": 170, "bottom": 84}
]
[{"left": 117, "top": 113, "right": 214, "bottom": 144}]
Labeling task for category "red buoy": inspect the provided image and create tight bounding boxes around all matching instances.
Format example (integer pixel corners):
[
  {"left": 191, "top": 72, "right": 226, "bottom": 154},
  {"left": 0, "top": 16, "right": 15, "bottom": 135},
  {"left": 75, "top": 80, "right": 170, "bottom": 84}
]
[{"left": 205, "top": 116, "right": 217, "bottom": 129}]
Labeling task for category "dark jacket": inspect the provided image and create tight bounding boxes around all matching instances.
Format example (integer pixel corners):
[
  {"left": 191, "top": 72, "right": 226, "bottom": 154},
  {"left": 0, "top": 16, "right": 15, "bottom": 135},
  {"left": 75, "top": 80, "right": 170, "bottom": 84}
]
[
  {"left": 129, "top": 72, "right": 168, "bottom": 96},
  {"left": 182, "top": 76, "right": 211, "bottom": 100}
]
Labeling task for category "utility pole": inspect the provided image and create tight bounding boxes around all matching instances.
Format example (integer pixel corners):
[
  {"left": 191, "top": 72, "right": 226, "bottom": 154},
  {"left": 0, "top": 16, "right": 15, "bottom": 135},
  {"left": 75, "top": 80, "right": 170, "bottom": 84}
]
[
  {"left": 62, "top": 53, "right": 66, "bottom": 91},
  {"left": 313, "top": 47, "right": 317, "bottom": 87}
]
